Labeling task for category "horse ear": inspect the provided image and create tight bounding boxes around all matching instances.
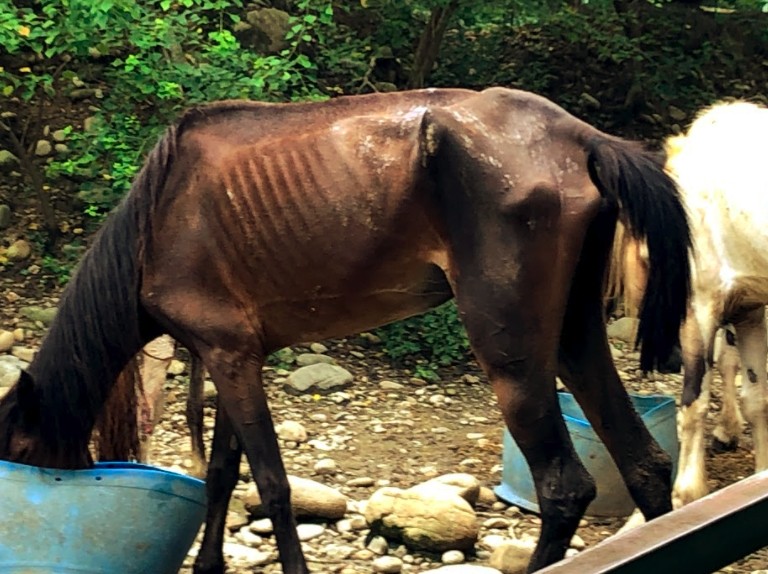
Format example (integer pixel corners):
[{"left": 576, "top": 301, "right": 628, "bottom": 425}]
[{"left": 16, "top": 370, "right": 40, "bottom": 423}]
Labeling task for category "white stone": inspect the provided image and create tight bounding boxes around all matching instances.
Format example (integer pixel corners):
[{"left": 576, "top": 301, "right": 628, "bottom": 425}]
[
  {"left": 296, "top": 523, "right": 325, "bottom": 541},
  {"left": 373, "top": 555, "right": 403, "bottom": 573},
  {"left": 0, "top": 331, "right": 14, "bottom": 353},
  {"left": 441, "top": 550, "right": 465, "bottom": 564}
]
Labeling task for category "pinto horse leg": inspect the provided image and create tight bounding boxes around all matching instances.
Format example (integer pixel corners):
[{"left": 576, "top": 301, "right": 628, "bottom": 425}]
[
  {"left": 194, "top": 399, "right": 241, "bottom": 574},
  {"left": 187, "top": 354, "right": 208, "bottom": 478},
  {"left": 137, "top": 334, "right": 176, "bottom": 462},
  {"left": 674, "top": 310, "right": 718, "bottom": 507},
  {"left": 712, "top": 327, "right": 745, "bottom": 451},
  {"left": 200, "top": 348, "right": 308, "bottom": 574},
  {"left": 732, "top": 307, "right": 768, "bottom": 472}
]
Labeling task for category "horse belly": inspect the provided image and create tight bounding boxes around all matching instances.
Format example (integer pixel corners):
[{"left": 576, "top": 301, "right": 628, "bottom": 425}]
[{"left": 713, "top": 211, "right": 768, "bottom": 304}]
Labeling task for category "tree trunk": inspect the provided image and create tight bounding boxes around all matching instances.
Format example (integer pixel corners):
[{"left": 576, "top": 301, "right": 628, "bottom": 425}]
[
  {"left": 0, "top": 121, "right": 59, "bottom": 248},
  {"left": 407, "top": 0, "right": 461, "bottom": 89}
]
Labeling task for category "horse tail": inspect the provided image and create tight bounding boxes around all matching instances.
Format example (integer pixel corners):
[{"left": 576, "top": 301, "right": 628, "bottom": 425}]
[
  {"left": 94, "top": 357, "right": 142, "bottom": 461},
  {"left": 604, "top": 220, "right": 649, "bottom": 321},
  {"left": 586, "top": 136, "right": 692, "bottom": 372}
]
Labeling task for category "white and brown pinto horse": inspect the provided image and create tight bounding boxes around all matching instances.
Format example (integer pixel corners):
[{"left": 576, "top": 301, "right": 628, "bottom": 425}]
[{"left": 612, "top": 100, "right": 768, "bottom": 509}]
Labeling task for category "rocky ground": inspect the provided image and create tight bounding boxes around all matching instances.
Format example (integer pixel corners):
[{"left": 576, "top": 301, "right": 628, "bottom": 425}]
[
  {"left": 145, "top": 327, "right": 766, "bottom": 573},
  {"left": 0, "top": 288, "right": 766, "bottom": 573}
]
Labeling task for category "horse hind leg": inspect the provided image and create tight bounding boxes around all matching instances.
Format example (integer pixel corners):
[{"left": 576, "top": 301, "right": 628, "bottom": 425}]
[
  {"left": 731, "top": 307, "right": 768, "bottom": 472},
  {"left": 712, "top": 326, "right": 745, "bottom": 451},
  {"left": 453, "top": 280, "right": 594, "bottom": 569},
  {"left": 559, "top": 252, "right": 673, "bottom": 523}
]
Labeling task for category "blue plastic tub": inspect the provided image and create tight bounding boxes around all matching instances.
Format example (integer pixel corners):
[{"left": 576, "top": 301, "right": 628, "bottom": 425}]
[
  {"left": 0, "top": 461, "right": 207, "bottom": 574},
  {"left": 495, "top": 392, "right": 678, "bottom": 517}
]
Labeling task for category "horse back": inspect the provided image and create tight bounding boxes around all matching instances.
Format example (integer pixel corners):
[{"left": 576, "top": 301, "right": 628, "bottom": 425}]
[
  {"left": 667, "top": 101, "right": 768, "bottom": 308},
  {"left": 142, "top": 91, "right": 472, "bottom": 348}
]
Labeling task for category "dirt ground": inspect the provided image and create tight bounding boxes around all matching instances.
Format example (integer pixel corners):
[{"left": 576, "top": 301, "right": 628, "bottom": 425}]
[{"left": 141, "top": 332, "right": 768, "bottom": 573}]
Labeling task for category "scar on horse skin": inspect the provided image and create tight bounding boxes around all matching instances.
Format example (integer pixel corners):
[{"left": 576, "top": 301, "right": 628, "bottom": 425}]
[{"left": 747, "top": 368, "right": 758, "bottom": 383}]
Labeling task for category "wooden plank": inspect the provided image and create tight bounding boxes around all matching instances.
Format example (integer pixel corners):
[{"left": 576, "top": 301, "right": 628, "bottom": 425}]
[{"left": 538, "top": 470, "right": 768, "bottom": 574}]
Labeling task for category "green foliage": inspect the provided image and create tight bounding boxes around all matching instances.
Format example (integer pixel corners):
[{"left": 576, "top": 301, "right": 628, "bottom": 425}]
[
  {"left": 1, "top": 0, "right": 344, "bottom": 224},
  {"left": 375, "top": 302, "right": 471, "bottom": 378},
  {"left": 266, "top": 347, "right": 297, "bottom": 370},
  {"left": 47, "top": 114, "right": 150, "bottom": 220}
]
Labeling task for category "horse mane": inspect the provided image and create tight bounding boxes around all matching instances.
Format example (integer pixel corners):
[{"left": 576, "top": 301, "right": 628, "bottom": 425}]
[{"left": 13, "top": 123, "right": 181, "bottom": 463}]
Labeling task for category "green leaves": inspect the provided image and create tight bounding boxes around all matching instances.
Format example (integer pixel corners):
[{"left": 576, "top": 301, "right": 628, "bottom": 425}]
[{"left": 376, "top": 302, "right": 471, "bottom": 378}]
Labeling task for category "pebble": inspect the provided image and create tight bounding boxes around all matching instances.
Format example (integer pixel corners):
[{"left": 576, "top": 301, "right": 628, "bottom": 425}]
[
  {"left": 296, "top": 523, "right": 325, "bottom": 541},
  {"left": 441, "top": 550, "right": 465, "bottom": 564},
  {"left": 373, "top": 556, "right": 403, "bottom": 573},
  {"left": 570, "top": 534, "right": 586, "bottom": 550},
  {"left": 346, "top": 477, "right": 375, "bottom": 487},
  {"left": 235, "top": 527, "right": 262, "bottom": 546},
  {"left": 0, "top": 331, "right": 14, "bottom": 352},
  {"left": 313, "top": 457, "right": 337, "bottom": 475},
  {"left": 249, "top": 518, "right": 274, "bottom": 535},
  {"left": 483, "top": 517, "right": 511, "bottom": 529},
  {"left": 221, "top": 542, "right": 271, "bottom": 565},
  {"left": 367, "top": 535, "right": 389, "bottom": 555}
]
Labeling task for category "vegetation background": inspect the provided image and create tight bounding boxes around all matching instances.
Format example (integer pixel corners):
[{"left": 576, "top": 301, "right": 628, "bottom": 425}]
[{"left": 1, "top": 0, "right": 767, "bottom": 377}]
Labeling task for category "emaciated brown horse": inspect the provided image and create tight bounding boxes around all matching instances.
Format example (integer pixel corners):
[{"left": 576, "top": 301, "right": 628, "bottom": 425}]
[{"left": 0, "top": 88, "right": 691, "bottom": 573}]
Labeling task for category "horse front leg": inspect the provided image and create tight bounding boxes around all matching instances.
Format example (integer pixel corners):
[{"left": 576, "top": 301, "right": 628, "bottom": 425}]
[
  {"left": 732, "top": 307, "right": 768, "bottom": 472},
  {"left": 194, "top": 399, "right": 242, "bottom": 574},
  {"left": 201, "top": 348, "right": 309, "bottom": 574}
]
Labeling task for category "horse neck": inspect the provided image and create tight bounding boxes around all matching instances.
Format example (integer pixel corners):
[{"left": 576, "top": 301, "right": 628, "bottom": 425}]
[{"left": 28, "top": 197, "right": 150, "bottom": 451}]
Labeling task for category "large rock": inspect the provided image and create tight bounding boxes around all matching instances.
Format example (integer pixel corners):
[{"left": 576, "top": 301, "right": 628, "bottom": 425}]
[
  {"left": 364, "top": 486, "right": 479, "bottom": 552},
  {"left": 236, "top": 8, "right": 291, "bottom": 54},
  {"left": 489, "top": 540, "right": 535, "bottom": 574},
  {"left": 244, "top": 475, "right": 348, "bottom": 520},
  {"left": 0, "top": 361, "right": 21, "bottom": 387},
  {"left": 20, "top": 305, "right": 57, "bottom": 326},
  {"left": 606, "top": 316, "right": 638, "bottom": 344},
  {"left": 6, "top": 240, "right": 31, "bottom": 261},
  {"left": 284, "top": 363, "right": 353, "bottom": 394},
  {"left": 295, "top": 353, "right": 336, "bottom": 367},
  {"left": 410, "top": 474, "right": 481, "bottom": 507}
]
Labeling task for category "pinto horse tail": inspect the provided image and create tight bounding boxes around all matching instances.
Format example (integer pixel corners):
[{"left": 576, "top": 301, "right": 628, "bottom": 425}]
[{"left": 586, "top": 136, "right": 692, "bottom": 372}]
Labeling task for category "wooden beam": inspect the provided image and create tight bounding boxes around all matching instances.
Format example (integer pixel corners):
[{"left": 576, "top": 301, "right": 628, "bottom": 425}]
[{"left": 538, "top": 470, "right": 768, "bottom": 574}]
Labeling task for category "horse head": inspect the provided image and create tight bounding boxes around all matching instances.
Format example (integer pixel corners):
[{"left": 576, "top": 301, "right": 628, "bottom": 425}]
[{"left": 0, "top": 371, "right": 91, "bottom": 469}]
